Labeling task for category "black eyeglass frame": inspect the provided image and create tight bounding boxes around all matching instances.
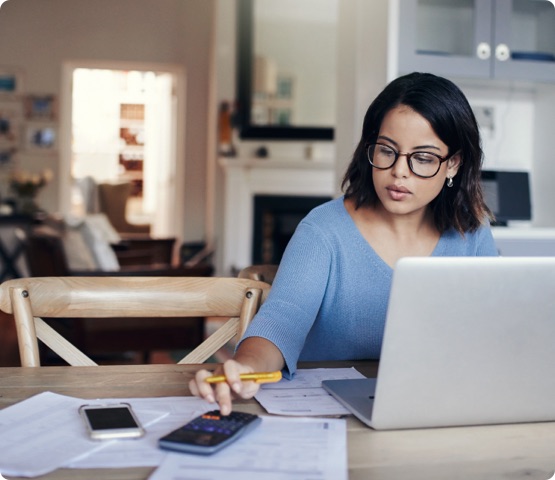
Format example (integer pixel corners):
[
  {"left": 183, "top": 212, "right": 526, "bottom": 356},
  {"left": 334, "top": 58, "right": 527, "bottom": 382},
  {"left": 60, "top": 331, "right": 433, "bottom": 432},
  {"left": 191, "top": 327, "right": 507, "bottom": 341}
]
[{"left": 366, "top": 142, "right": 453, "bottom": 179}]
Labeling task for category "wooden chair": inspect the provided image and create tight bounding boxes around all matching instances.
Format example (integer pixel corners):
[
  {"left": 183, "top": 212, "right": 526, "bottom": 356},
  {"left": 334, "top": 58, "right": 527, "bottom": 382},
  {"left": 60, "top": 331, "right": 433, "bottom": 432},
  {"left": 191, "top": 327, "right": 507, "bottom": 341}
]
[
  {"left": 97, "top": 182, "right": 151, "bottom": 235},
  {"left": 0, "top": 276, "right": 270, "bottom": 367},
  {"left": 13, "top": 225, "right": 215, "bottom": 363},
  {"left": 238, "top": 264, "right": 278, "bottom": 285}
]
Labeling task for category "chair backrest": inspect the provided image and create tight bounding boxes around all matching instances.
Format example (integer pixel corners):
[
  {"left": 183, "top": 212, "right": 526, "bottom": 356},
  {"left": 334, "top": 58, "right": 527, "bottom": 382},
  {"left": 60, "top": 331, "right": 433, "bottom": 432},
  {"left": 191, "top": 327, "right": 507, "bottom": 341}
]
[
  {"left": 0, "top": 276, "right": 270, "bottom": 367},
  {"left": 97, "top": 182, "right": 151, "bottom": 235}
]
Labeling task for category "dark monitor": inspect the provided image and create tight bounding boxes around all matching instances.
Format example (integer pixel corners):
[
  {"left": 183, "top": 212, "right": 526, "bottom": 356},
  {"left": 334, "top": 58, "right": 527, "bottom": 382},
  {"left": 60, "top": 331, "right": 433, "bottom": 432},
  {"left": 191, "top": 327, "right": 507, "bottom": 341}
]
[{"left": 480, "top": 170, "right": 531, "bottom": 226}]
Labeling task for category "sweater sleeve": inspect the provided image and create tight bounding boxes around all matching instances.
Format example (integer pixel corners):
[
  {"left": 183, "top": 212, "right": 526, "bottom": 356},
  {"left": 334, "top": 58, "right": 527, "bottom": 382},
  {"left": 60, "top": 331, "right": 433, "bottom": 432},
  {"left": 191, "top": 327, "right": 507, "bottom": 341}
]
[{"left": 238, "top": 220, "right": 333, "bottom": 376}]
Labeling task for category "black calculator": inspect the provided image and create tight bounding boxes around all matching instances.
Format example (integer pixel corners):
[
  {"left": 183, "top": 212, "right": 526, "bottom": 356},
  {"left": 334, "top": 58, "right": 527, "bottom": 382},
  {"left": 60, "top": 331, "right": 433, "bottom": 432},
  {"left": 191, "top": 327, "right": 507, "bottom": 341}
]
[{"left": 158, "top": 410, "right": 262, "bottom": 455}]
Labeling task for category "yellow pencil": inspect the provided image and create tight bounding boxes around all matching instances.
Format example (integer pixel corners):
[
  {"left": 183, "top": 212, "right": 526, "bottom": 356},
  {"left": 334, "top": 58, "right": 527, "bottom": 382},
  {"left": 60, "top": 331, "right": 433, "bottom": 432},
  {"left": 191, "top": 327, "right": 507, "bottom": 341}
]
[{"left": 205, "top": 371, "right": 282, "bottom": 384}]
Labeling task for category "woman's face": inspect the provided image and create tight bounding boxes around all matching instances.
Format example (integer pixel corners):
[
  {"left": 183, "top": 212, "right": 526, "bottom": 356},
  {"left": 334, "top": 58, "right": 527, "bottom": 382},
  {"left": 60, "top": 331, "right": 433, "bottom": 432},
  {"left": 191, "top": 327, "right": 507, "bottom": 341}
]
[{"left": 371, "top": 105, "right": 461, "bottom": 219}]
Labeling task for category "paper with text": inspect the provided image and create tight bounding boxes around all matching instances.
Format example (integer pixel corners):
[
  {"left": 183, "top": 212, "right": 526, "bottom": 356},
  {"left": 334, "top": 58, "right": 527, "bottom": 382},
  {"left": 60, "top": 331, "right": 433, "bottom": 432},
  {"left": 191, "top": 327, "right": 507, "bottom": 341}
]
[
  {"left": 254, "top": 367, "right": 367, "bottom": 415},
  {"left": 67, "top": 396, "right": 212, "bottom": 469},
  {"left": 0, "top": 391, "right": 168, "bottom": 477},
  {"left": 149, "top": 415, "right": 347, "bottom": 480}
]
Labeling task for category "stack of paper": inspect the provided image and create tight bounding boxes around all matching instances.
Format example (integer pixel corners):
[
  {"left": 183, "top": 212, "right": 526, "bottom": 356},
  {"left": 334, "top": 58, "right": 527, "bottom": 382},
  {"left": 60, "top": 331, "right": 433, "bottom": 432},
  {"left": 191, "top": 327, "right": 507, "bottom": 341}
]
[
  {"left": 150, "top": 416, "right": 347, "bottom": 480},
  {"left": 0, "top": 368, "right": 356, "bottom": 479},
  {"left": 0, "top": 392, "right": 210, "bottom": 477}
]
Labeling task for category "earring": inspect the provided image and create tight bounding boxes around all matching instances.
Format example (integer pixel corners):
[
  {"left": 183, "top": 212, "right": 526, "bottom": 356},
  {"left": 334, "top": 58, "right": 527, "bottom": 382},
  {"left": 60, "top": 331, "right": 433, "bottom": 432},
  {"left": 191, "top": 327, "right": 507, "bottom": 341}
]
[{"left": 446, "top": 176, "right": 454, "bottom": 188}]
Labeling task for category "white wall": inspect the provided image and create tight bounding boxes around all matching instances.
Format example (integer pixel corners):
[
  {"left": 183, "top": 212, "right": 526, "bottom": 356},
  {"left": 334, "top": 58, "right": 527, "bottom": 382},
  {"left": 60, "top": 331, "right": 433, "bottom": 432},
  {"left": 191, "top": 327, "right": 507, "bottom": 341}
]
[
  {"left": 0, "top": 0, "right": 214, "bottom": 243},
  {"left": 335, "top": 0, "right": 390, "bottom": 194}
]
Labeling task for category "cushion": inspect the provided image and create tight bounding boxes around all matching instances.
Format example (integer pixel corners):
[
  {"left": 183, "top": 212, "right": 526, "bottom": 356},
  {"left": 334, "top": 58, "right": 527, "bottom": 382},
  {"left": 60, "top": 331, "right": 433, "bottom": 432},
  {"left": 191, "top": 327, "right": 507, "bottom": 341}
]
[
  {"left": 83, "top": 213, "right": 122, "bottom": 244},
  {"left": 64, "top": 214, "right": 121, "bottom": 271},
  {"left": 62, "top": 226, "right": 98, "bottom": 270}
]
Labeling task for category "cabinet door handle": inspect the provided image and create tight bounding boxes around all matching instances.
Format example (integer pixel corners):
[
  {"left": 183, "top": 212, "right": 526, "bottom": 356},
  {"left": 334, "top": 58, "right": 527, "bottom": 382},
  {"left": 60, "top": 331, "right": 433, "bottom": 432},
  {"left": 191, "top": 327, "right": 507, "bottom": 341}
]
[
  {"left": 476, "top": 42, "right": 491, "bottom": 60},
  {"left": 495, "top": 43, "right": 511, "bottom": 61}
]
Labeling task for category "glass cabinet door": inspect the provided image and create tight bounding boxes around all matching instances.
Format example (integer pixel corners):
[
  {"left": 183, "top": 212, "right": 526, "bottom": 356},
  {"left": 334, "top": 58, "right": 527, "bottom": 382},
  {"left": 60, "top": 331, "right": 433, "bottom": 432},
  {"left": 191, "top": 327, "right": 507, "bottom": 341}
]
[
  {"left": 397, "top": 0, "right": 494, "bottom": 79},
  {"left": 493, "top": 0, "right": 555, "bottom": 83}
]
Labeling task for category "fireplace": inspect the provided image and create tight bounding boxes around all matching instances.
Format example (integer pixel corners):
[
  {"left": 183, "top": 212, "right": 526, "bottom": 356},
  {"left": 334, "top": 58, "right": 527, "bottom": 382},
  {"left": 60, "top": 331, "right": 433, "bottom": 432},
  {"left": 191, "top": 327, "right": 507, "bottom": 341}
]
[
  {"left": 219, "top": 157, "right": 335, "bottom": 275},
  {"left": 252, "top": 195, "right": 332, "bottom": 264}
]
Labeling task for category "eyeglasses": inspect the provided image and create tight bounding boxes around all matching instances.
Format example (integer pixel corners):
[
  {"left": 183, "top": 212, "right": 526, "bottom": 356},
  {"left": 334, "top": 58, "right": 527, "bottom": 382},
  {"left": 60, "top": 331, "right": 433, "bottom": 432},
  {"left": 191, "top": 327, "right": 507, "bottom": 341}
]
[{"left": 366, "top": 143, "right": 450, "bottom": 179}]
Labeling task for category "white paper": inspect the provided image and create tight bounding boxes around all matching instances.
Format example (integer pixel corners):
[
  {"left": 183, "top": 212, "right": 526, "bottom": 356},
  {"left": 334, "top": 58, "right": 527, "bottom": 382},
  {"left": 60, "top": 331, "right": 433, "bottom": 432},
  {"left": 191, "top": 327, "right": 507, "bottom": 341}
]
[
  {"left": 0, "top": 369, "right": 359, "bottom": 477},
  {"left": 0, "top": 392, "right": 166, "bottom": 477},
  {"left": 254, "top": 367, "right": 367, "bottom": 416},
  {"left": 148, "top": 416, "right": 347, "bottom": 480},
  {"left": 67, "top": 396, "right": 213, "bottom": 469}
]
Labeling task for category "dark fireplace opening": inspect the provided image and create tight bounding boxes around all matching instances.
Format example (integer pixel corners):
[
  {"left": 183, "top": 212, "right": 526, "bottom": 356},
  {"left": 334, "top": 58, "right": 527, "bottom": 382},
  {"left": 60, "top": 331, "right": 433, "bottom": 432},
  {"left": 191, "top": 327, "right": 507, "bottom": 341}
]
[{"left": 252, "top": 195, "right": 332, "bottom": 265}]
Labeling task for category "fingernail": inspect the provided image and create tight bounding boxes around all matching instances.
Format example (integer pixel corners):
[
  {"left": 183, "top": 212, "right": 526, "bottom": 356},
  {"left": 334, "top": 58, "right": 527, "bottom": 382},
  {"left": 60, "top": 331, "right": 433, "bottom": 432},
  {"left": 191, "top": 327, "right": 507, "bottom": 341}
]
[
  {"left": 232, "top": 382, "right": 242, "bottom": 393},
  {"left": 221, "top": 405, "right": 230, "bottom": 415},
  {"left": 206, "top": 394, "right": 215, "bottom": 403}
]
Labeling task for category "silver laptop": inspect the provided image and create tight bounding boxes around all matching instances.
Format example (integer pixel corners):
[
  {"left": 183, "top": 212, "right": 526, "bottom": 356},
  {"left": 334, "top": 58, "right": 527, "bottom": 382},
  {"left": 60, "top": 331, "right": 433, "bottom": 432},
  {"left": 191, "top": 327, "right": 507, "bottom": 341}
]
[{"left": 322, "top": 256, "right": 555, "bottom": 430}]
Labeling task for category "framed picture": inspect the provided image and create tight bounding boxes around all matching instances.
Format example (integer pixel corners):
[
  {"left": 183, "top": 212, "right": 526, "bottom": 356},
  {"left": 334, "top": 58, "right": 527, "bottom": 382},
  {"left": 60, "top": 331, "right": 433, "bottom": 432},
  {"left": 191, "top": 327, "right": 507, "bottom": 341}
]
[
  {"left": 24, "top": 94, "right": 57, "bottom": 121},
  {"left": 0, "top": 146, "right": 16, "bottom": 166},
  {"left": 24, "top": 122, "right": 58, "bottom": 153},
  {"left": 0, "top": 67, "right": 24, "bottom": 97},
  {"left": 0, "top": 100, "right": 23, "bottom": 146}
]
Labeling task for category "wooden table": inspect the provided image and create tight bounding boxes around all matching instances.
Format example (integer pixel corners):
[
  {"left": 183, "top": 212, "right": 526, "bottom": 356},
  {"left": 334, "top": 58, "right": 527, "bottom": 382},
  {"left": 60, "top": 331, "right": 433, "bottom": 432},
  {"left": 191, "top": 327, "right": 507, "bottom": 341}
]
[{"left": 2, "top": 361, "right": 555, "bottom": 480}]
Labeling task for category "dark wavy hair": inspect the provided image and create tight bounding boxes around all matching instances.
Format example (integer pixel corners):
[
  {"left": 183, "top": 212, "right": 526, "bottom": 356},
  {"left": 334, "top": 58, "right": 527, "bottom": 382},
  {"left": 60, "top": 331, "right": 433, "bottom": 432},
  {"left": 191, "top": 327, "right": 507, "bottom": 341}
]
[{"left": 341, "top": 72, "right": 493, "bottom": 234}]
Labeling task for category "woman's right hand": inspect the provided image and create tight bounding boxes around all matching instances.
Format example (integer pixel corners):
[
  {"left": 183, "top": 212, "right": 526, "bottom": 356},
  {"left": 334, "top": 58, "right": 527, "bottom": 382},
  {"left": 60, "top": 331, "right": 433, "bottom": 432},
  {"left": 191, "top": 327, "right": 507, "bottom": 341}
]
[
  {"left": 190, "top": 337, "right": 285, "bottom": 415},
  {"left": 189, "top": 359, "right": 261, "bottom": 415}
]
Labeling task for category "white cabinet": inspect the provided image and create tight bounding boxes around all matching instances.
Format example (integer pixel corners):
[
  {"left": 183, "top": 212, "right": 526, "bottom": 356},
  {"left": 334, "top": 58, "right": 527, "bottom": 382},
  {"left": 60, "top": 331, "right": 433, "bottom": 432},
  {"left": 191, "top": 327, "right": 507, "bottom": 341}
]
[
  {"left": 493, "top": 0, "right": 555, "bottom": 83},
  {"left": 397, "top": 0, "right": 555, "bottom": 83}
]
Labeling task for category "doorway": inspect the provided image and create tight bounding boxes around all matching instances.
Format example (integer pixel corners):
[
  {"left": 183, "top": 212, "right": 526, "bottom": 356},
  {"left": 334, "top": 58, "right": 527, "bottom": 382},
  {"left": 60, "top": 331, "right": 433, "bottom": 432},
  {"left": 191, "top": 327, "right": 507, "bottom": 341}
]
[{"left": 60, "top": 61, "right": 186, "bottom": 239}]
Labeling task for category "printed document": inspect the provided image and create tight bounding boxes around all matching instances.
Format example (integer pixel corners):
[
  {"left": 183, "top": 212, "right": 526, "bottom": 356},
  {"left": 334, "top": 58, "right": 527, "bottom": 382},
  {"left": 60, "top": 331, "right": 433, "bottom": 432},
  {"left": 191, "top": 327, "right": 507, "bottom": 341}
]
[
  {"left": 254, "top": 367, "right": 366, "bottom": 415},
  {"left": 0, "top": 369, "right": 359, "bottom": 477},
  {"left": 67, "top": 396, "right": 212, "bottom": 469},
  {"left": 0, "top": 391, "right": 210, "bottom": 477},
  {"left": 149, "top": 416, "right": 347, "bottom": 480}
]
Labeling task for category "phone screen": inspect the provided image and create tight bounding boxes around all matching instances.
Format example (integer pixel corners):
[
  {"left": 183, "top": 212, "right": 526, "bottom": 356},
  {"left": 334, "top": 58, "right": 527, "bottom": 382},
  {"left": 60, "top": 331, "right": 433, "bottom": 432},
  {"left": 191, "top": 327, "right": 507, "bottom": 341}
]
[
  {"left": 80, "top": 404, "right": 144, "bottom": 439},
  {"left": 84, "top": 407, "right": 139, "bottom": 430}
]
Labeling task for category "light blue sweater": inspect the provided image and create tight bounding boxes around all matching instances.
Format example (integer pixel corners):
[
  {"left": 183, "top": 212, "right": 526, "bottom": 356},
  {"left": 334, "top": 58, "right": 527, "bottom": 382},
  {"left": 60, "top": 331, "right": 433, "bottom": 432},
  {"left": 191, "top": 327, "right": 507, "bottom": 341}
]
[{"left": 240, "top": 196, "right": 498, "bottom": 376}]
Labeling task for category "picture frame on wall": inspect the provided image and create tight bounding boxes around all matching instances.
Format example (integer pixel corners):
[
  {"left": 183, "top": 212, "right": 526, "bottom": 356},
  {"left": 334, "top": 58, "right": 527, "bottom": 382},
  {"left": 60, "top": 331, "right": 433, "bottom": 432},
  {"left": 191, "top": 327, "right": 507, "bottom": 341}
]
[
  {"left": 0, "top": 100, "right": 23, "bottom": 147},
  {"left": 0, "top": 67, "right": 24, "bottom": 97},
  {"left": 23, "top": 121, "right": 58, "bottom": 153},
  {"left": 0, "top": 146, "right": 16, "bottom": 166},
  {"left": 24, "top": 94, "right": 57, "bottom": 121}
]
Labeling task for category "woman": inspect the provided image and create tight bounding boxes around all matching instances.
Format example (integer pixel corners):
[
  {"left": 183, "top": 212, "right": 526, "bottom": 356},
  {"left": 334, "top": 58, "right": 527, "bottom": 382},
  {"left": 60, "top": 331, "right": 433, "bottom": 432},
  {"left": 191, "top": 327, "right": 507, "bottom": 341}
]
[{"left": 191, "top": 72, "right": 498, "bottom": 414}]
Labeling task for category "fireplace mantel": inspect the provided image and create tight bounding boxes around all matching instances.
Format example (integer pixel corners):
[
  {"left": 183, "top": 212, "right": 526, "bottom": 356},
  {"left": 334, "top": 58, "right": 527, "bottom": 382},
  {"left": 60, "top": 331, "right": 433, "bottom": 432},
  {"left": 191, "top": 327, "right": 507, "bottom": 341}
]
[
  {"left": 219, "top": 157, "right": 335, "bottom": 170},
  {"left": 219, "top": 157, "right": 336, "bottom": 275}
]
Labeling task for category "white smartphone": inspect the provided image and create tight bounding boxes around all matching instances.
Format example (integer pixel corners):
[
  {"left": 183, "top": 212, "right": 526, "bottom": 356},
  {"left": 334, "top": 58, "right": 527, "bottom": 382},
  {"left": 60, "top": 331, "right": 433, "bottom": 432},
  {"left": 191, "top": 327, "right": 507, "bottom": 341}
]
[{"left": 79, "top": 403, "right": 145, "bottom": 440}]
